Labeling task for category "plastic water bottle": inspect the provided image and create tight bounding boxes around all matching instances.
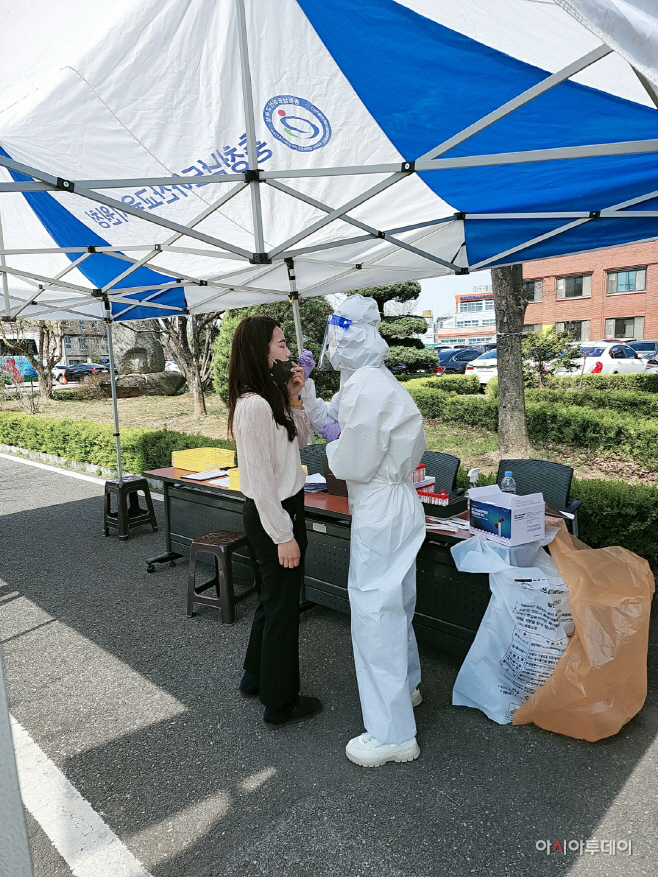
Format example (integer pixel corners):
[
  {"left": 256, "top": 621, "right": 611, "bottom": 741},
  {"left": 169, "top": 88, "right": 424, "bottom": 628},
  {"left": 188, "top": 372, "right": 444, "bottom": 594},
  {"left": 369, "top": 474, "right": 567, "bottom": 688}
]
[{"left": 501, "top": 471, "right": 516, "bottom": 494}]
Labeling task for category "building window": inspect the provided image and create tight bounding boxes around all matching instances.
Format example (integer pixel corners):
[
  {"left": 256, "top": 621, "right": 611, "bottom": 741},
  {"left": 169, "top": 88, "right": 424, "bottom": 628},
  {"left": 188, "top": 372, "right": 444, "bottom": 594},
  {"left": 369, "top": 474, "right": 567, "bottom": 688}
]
[
  {"left": 556, "top": 275, "right": 591, "bottom": 299},
  {"left": 481, "top": 318, "right": 496, "bottom": 326},
  {"left": 459, "top": 301, "right": 484, "bottom": 313},
  {"left": 606, "top": 268, "right": 646, "bottom": 294},
  {"left": 523, "top": 323, "right": 542, "bottom": 333},
  {"left": 523, "top": 280, "right": 543, "bottom": 302},
  {"left": 604, "top": 316, "right": 644, "bottom": 340},
  {"left": 456, "top": 319, "right": 480, "bottom": 327},
  {"left": 484, "top": 300, "right": 494, "bottom": 311},
  {"left": 556, "top": 320, "right": 590, "bottom": 341}
]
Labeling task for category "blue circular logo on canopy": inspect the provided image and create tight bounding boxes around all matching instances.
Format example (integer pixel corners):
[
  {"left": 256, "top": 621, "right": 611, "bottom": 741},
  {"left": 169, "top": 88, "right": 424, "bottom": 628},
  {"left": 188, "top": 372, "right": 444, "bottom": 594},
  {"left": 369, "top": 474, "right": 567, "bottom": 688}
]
[{"left": 263, "top": 96, "right": 331, "bottom": 152}]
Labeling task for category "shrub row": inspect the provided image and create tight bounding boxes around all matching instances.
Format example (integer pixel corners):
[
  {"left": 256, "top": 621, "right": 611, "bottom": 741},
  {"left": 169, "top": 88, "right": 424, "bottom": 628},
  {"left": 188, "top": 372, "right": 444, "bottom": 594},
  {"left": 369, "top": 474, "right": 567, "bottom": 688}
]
[
  {"left": 407, "top": 385, "right": 658, "bottom": 469},
  {"left": 0, "top": 413, "right": 235, "bottom": 474},
  {"left": 486, "top": 372, "right": 658, "bottom": 396},
  {"left": 524, "top": 388, "right": 658, "bottom": 419},
  {"left": 542, "top": 372, "right": 658, "bottom": 392},
  {"left": 407, "top": 386, "right": 498, "bottom": 429}
]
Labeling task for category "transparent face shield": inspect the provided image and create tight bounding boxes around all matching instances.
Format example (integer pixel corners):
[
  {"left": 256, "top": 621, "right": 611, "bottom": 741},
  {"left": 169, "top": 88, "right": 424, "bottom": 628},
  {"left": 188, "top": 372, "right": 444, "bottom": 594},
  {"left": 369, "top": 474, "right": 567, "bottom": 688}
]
[{"left": 318, "top": 313, "right": 352, "bottom": 369}]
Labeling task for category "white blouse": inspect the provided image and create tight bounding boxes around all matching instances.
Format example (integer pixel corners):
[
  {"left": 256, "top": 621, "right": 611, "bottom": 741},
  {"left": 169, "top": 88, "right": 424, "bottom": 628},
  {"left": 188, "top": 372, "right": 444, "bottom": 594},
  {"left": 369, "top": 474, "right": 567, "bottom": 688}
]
[{"left": 234, "top": 393, "right": 312, "bottom": 544}]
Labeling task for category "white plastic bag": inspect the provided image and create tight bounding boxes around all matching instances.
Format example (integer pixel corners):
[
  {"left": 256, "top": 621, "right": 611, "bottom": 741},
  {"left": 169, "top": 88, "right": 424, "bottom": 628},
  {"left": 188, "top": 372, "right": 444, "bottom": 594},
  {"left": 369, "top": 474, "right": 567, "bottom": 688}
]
[{"left": 451, "top": 533, "right": 573, "bottom": 724}]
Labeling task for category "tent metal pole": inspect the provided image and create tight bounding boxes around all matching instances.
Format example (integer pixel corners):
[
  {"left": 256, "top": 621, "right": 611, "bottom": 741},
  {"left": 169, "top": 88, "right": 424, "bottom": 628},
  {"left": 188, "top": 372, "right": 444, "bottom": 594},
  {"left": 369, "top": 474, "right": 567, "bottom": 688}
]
[
  {"left": 0, "top": 208, "right": 11, "bottom": 318},
  {"left": 103, "top": 301, "right": 122, "bottom": 482},
  {"left": 285, "top": 258, "right": 304, "bottom": 357},
  {"left": 417, "top": 44, "right": 612, "bottom": 162},
  {"left": 235, "top": 0, "right": 265, "bottom": 254}
]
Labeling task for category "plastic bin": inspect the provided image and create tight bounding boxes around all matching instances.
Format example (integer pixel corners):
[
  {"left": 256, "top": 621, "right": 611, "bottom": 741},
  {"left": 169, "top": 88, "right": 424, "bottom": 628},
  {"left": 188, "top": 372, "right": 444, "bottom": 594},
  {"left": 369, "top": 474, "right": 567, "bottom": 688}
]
[{"left": 172, "top": 447, "right": 235, "bottom": 472}]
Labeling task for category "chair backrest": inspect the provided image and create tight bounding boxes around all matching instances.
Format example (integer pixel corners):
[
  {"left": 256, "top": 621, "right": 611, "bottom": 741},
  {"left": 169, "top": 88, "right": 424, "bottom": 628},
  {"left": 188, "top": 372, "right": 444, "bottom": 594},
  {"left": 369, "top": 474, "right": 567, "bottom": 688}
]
[
  {"left": 421, "top": 451, "right": 461, "bottom": 493},
  {"left": 299, "top": 443, "right": 328, "bottom": 475},
  {"left": 496, "top": 459, "right": 574, "bottom": 512}
]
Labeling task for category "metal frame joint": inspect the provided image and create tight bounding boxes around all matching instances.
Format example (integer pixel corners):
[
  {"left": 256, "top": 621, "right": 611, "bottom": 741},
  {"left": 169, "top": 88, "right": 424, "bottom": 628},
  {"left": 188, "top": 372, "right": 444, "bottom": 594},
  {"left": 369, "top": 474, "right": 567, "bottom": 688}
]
[
  {"left": 56, "top": 178, "right": 74, "bottom": 193},
  {"left": 589, "top": 210, "right": 601, "bottom": 219},
  {"left": 400, "top": 161, "right": 415, "bottom": 173},
  {"left": 249, "top": 252, "right": 272, "bottom": 265},
  {"left": 244, "top": 168, "right": 261, "bottom": 183}
]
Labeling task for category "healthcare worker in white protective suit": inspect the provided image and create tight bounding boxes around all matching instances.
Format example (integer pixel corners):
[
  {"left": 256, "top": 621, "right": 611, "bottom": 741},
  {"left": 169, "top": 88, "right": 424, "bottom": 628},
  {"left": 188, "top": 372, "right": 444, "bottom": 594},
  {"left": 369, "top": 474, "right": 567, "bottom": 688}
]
[{"left": 300, "top": 295, "right": 427, "bottom": 767}]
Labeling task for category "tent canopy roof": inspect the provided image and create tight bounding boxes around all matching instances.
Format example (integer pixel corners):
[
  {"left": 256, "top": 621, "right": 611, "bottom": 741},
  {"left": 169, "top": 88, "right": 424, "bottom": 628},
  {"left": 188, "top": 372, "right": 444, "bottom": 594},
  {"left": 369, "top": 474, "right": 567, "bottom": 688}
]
[{"left": 1, "top": 0, "right": 658, "bottom": 321}]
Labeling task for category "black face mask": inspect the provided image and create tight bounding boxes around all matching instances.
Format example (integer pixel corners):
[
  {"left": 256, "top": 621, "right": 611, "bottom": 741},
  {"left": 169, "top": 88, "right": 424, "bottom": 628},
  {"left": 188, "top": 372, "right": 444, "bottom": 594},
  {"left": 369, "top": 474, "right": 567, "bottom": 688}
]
[{"left": 269, "top": 357, "right": 293, "bottom": 389}]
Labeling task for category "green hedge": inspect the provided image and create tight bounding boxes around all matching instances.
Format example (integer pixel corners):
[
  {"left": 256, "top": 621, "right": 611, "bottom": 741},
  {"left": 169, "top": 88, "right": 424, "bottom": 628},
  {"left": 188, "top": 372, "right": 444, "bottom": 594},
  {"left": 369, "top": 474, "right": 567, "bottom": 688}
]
[
  {"left": 524, "top": 388, "right": 658, "bottom": 419},
  {"left": 524, "top": 402, "right": 658, "bottom": 468},
  {"left": 0, "top": 413, "right": 235, "bottom": 474},
  {"left": 486, "top": 372, "right": 658, "bottom": 396},
  {"left": 412, "top": 374, "right": 481, "bottom": 394},
  {"left": 408, "top": 384, "right": 658, "bottom": 468},
  {"left": 542, "top": 372, "right": 658, "bottom": 392},
  {"left": 408, "top": 386, "right": 498, "bottom": 429}
]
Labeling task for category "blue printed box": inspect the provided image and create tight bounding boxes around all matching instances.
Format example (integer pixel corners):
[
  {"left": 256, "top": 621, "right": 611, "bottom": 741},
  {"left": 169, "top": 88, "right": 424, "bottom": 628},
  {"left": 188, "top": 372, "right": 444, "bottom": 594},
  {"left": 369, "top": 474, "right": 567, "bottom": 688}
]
[{"left": 468, "top": 485, "right": 545, "bottom": 545}]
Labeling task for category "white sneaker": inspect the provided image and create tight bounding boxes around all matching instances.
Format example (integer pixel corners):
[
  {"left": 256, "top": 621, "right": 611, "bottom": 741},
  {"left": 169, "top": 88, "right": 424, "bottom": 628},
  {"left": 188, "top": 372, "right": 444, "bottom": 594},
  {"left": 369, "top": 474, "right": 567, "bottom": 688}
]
[
  {"left": 411, "top": 687, "right": 423, "bottom": 708},
  {"left": 345, "top": 733, "right": 420, "bottom": 767}
]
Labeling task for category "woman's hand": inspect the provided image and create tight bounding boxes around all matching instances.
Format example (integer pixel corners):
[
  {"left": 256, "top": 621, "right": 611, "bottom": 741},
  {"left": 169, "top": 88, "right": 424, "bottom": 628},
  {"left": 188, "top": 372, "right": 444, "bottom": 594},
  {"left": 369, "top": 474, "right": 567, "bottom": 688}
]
[
  {"left": 278, "top": 538, "right": 301, "bottom": 568},
  {"left": 287, "top": 363, "right": 305, "bottom": 398}
]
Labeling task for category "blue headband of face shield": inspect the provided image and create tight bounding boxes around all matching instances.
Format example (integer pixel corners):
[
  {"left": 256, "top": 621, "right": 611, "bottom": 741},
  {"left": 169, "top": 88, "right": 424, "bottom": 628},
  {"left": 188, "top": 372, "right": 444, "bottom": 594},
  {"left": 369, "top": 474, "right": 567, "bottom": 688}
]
[{"left": 318, "top": 314, "right": 352, "bottom": 368}]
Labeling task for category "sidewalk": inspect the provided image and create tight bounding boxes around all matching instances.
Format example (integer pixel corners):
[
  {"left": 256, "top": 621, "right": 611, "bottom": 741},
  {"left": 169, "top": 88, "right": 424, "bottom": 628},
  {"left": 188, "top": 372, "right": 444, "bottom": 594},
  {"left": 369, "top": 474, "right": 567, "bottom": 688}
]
[{"left": 0, "top": 453, "right": 656, "bottom": 877}]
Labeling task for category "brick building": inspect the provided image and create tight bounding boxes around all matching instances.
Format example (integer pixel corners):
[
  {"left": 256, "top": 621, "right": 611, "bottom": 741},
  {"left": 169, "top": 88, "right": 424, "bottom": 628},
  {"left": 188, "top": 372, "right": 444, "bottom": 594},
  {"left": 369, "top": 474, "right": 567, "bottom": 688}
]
[
  {"left": 523, "top": 240, "right": 658, "bottom": 342},
  {"left": 433, "top": 285, "right": 497, "bottom": 347}
]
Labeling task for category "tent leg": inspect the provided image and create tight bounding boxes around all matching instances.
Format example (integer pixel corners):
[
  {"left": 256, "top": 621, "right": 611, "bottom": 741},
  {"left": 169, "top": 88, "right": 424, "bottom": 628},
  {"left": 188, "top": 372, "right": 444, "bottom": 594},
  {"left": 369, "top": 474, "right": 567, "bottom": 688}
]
[
  {"left": 285, "top": 258, "right": 304, "bottom": 356},
  {"left": 104, "top": 304, "right": 122, "bottom": 482}
]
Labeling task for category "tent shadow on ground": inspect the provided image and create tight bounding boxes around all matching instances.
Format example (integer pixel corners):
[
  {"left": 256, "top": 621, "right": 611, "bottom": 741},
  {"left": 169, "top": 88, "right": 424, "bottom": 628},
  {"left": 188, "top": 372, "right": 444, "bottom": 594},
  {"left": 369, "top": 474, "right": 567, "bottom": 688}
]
[{"left": 1, "top": 483, "right": 657, "bottom": 876}]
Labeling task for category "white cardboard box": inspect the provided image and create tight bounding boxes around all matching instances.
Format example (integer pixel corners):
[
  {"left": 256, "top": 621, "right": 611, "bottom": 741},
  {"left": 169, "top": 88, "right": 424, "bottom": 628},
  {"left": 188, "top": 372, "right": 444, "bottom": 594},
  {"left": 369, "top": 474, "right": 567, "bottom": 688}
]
[{"left": 468, "top": 485, "right": 545, "bottom": 546}]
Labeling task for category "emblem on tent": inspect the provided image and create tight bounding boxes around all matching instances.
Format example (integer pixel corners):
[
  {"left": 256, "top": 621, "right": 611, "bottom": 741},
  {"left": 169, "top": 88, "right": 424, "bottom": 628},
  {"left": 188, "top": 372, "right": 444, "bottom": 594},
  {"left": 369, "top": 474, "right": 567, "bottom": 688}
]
[{"left": 263, "top": 95, "right": 331, "bottom": 152}]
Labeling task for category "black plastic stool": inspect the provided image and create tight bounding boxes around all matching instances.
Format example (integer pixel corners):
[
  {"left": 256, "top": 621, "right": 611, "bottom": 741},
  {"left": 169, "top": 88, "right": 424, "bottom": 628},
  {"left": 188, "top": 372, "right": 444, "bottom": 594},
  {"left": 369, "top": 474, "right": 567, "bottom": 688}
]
[
  {"left": 187, "top": 530, "right": 261, "bottom": 624},
  {"left": 104, "top": 476, "right": 158, "bottom": 541}
]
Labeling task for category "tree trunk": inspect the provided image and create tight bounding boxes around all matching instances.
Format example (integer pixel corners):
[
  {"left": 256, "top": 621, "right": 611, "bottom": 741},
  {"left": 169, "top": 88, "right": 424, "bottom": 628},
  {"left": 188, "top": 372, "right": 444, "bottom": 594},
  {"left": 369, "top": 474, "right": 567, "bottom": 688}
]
[
  {"left": 189, "top": 368, "right": 207, "bottom": 416},
  {"left": 492, "top": 264, "right": 531, "bottom": 458}
]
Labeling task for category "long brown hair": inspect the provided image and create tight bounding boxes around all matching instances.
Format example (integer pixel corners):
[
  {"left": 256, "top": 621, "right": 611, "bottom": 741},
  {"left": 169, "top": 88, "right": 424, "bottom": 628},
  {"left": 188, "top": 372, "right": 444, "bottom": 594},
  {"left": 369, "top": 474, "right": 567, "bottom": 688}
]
[{"left": 227, "top": 316, "right": 297, "bottom": 442}]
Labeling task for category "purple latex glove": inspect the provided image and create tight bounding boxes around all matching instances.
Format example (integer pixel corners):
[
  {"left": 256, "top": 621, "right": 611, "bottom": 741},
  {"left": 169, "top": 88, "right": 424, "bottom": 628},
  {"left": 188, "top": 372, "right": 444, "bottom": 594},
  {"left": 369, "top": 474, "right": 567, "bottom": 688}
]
[
  {"left": 298, "top": 349, "right": 315, "bottom": 381},
  {"left": 319, "top": 421, "right": 341, "bottom": 443}
]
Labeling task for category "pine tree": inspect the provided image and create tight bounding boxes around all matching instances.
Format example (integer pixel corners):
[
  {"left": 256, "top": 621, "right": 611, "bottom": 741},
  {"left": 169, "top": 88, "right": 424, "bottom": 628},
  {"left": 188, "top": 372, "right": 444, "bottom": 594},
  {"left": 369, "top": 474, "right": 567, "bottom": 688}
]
[{"left": 348, "top": 281, "right": 439, "bottom": 373}]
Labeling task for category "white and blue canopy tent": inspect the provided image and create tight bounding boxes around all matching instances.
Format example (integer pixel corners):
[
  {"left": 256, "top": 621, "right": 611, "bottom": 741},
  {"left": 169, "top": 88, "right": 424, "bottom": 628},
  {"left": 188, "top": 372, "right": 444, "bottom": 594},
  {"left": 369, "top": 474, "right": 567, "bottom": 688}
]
[{"left": 1, "top": 0, "right": 658, "bottom": 475}]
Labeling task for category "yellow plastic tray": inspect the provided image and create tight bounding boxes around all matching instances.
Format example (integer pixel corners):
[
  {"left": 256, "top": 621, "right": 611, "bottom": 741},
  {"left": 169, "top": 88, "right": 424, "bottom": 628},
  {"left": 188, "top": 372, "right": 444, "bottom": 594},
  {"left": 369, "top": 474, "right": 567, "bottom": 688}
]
[
  {"left": 171, "top": 447, "right": 235, "bottom": 472},
  {"left": 227, "top": 468, "right": 240, "bottom": 491}
]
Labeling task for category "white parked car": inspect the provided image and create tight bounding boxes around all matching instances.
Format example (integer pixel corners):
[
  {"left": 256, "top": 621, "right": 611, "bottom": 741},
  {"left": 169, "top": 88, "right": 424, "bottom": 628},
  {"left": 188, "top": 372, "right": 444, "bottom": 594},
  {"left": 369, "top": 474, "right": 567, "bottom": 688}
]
[
  {"left": 557, "top": 341, "right": 645, "bottom": 376},
  {"left": 465, "top": 348, "right": 498, "bottom": 385},
  {"left": 164, "top": 360, "right": 181, "bottom": 373}
]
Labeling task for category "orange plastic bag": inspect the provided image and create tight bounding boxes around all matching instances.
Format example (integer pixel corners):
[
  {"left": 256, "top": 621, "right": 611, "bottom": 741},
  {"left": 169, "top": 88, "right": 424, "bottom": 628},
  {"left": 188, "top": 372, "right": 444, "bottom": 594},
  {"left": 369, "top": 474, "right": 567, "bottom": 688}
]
[{"left": 513, "top": 522, "right": 655, "bottom": 741}]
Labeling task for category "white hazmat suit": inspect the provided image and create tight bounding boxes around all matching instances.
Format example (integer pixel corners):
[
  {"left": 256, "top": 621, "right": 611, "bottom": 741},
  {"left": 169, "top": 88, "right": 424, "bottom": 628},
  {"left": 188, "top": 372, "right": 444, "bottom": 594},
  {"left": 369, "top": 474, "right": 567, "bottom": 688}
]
[{"left": 302, "top": 296, "right": 426, "bottom": 745}]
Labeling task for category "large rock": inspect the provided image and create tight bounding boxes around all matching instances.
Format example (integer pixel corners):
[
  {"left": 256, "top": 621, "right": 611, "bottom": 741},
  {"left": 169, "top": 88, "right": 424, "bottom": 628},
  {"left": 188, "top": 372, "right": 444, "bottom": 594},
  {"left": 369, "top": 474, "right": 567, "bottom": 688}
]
[
  {"left": 112, "top": 322, "right": 165, "bottom": 374},
  {"left": 100, "top": 371, "right": 185, "bottom": 397}
]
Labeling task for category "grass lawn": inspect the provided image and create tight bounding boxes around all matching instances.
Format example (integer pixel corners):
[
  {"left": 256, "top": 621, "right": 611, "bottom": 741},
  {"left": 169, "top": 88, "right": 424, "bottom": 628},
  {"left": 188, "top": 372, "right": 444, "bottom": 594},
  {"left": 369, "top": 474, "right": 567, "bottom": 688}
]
[{"left": 2, "top": 389, "right": 655, "bottom": 483}]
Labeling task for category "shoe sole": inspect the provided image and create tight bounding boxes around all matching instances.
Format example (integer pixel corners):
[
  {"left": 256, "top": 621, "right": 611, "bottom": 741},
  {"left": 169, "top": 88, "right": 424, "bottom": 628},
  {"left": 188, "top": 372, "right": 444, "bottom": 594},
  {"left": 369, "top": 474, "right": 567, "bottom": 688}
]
[
  {"left": 263, "top": 704, "right": 323, "bottom": 729},
  {"left": 411, "top": 691, "right": 423, "bottom": 708},
  {"left": 346, "top": 741, "right": 420, "bottom": 768},
  {"left": 239, "top": 688, "right": 259, "bottom": 699}
]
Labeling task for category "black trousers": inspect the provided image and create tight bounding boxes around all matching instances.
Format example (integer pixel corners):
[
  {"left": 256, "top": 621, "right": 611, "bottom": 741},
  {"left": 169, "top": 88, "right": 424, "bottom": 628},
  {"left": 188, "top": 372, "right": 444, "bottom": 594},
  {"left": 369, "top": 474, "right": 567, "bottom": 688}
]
[{"left": 243, "top": 489, "right": 307, "bottom": 712}]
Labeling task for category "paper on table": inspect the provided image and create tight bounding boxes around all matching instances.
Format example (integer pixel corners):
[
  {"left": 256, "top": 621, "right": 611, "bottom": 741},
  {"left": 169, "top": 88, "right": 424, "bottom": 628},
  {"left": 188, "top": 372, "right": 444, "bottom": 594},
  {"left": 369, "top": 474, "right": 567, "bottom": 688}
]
[
  {"left": 305, "top": 473, "right": 327, "bottom": 484},
  {"left": 205, "top": 476, "right": 231, "bottom": 487},
  {"left": 181, "top": 469, "right": 228, "bottom": 481}
]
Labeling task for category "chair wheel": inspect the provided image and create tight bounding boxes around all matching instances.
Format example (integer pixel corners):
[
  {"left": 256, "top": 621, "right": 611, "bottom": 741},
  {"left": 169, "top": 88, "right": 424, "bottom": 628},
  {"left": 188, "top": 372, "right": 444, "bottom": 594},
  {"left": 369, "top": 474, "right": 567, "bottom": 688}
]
[{"left": 147, "top": 564, "right": 155, "bottom": 573}]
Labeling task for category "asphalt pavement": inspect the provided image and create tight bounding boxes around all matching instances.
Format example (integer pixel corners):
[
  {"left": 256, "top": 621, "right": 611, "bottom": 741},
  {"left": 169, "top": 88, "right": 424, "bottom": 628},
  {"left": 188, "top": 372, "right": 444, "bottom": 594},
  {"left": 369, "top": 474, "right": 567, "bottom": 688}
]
[{"left": 0, "top": 453, "right": 656, "bottom": 877}]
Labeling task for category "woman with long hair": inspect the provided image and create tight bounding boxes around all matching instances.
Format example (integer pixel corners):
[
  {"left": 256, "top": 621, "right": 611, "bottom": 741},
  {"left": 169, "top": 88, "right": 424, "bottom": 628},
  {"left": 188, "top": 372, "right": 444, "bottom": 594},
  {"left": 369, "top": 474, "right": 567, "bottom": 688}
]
[{"left": 228, "top": 316, "right": 322, "bottom": 728}]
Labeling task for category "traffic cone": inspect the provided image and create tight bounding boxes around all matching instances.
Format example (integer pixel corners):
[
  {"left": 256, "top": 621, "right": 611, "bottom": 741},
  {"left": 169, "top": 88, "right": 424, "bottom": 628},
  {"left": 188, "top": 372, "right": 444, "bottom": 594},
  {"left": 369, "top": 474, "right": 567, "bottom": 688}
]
[{"left": 61, "top": 371, "right": 68, "bottom": 385}]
